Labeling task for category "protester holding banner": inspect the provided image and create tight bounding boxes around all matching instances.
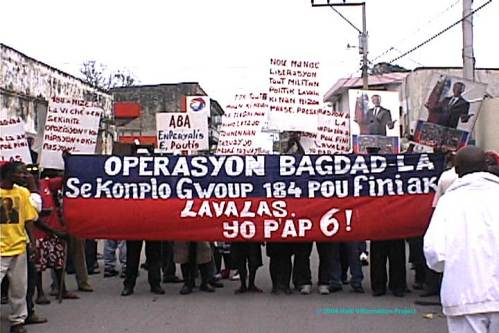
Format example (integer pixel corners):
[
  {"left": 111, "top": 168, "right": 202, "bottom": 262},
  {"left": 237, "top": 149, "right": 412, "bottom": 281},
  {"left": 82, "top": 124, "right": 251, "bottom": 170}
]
[
  {"left": 44, "top": 163, "right": 93, "bottom": 295},
  {"left": 34, "top": 174, "right": 79, "bottom": 302},
  {"left": 267, "top": 243, "right": 293, "bottom": 295},
  {"left": 283, "top": 132, "right": 314, "bottom": 295},
  {"left": 6, "top": 161, "right": 51, "bottom": 326},
  {"left": 103, "top": 240, "right": 126, "bottom": 278},
  {"left": 230, "top": 242, "right": 263, "bottom": 294},
  {"left": 424, "top": 146, "right": 499, "bottom": 332},
  {"left": 121, "top": 239, "right": 164, "bottom": 296},
  {"left": 159, "top": 241, "right": 182, "bottom": 283},
  {"left": 369, "top": 239, "right": 406, "bottom": 297},
  {"left": 292, "top": 242, "right": 313, "bottom": 294},
  {"left": 0, "top": 161, "right": 39, "bottom": 333},
  {"left": 315, "top": 242, "right": 334, "bottom": 295},
  {"left": 174, "top": 241, "right": 215, "bottom": 295},
  {"left": 331, "top": 242, "right": 364, "bottom": 294}
]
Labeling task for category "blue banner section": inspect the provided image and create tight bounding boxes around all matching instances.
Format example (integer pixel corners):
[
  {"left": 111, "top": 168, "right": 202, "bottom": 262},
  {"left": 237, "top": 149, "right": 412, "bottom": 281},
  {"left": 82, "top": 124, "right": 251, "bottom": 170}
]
[{"left": 64, "top": 154, "right": 445, "bottom": 200}]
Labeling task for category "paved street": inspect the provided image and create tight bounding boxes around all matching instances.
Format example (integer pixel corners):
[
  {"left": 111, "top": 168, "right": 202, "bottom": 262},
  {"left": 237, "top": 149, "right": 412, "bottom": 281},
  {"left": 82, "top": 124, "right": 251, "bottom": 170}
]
[{"left": 1, "top": 245, "right": 447, "bottom": 333}]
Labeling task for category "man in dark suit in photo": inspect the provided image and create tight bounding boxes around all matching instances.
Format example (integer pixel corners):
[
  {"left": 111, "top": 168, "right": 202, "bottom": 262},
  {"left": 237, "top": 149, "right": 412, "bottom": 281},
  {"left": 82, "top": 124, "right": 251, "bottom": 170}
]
[
  {"left": 437, "top": 82, "right": 471, "bottom": 129},
  {"left": 367, "top": 94, "right": 396, "bottom": 136}
]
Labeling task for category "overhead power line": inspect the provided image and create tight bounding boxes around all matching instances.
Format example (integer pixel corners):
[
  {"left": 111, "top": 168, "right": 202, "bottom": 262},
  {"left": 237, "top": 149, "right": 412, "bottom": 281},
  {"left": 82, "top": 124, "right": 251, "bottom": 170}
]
[
  {"left": 370, "top": 0, "right": 460, "bottom": 63},
  {"left": 388, "top": 0, "right": 493, "bottom": 64}
]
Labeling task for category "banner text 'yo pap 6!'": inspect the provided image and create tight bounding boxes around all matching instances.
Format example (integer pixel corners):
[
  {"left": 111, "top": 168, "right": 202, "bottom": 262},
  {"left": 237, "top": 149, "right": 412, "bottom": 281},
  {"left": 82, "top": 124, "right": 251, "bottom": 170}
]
[{"left": 63, "top": 154, "right": 444, "bottom": 241}]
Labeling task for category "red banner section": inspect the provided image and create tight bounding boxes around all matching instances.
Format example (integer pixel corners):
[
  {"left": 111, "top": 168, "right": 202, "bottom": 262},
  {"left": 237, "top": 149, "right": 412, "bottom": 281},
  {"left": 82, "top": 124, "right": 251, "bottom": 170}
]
[
  {"left": 63, "top": 154, "right": 444, "bottom": 241},
  {"left": 64, "top": 195, "right": 434, "bottom": 241}
]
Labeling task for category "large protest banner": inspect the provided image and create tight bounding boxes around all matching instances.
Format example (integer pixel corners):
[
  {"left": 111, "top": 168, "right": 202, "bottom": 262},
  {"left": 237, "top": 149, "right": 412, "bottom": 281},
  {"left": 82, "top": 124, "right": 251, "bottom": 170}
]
[
  {"left": 63, "top": 153, "right": 444, "bottom": 241},
  {"left": 39, "top": 97, "right": 103, "bottom": 169},
  {"left": 156, "top": 96, "right": 209, "bottom": 152},
  {"left": 267, "top": 58, "right": 321, "bottom": 132},
  {"left": 0, "top": 117, "right": 32, "bottom": 163},
  {"left": 216, "top": 92, "right": 273, "bottom": 155}
]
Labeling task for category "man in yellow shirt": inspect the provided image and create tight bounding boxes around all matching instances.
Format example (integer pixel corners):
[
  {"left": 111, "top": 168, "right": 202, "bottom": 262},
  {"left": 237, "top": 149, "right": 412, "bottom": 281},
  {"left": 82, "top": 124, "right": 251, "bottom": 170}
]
[{"left": 1, "top": 161, "right": 39, "bottom": 333}]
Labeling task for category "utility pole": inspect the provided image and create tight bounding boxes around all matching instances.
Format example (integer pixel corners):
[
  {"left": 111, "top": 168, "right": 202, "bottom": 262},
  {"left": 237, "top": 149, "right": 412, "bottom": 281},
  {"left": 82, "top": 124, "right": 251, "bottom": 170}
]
[
  {"left": 360, "top": 3, "right": 368, "bottom": 89},
  {"left": 311, "top": 1, "right": 369, "bottom": 89},
  {"left": 462, "top": 0, "right": 475, "bottom": 81}
]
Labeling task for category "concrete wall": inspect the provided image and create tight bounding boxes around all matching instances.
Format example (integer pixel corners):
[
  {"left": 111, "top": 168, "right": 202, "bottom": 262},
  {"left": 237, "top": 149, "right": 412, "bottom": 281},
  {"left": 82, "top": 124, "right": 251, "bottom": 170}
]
[
  {"left": 1, "top": 44, "right": 113, "bottom": 154},
  {"left": 475, "top": 97, "right": 499, "bottom": 152}
]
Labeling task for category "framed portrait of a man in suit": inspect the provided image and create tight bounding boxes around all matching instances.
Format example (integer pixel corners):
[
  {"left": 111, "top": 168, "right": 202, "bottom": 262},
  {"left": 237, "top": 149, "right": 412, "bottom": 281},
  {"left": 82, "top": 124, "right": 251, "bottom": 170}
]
[
  {"left": 349, "top": 89, "right": 400, "bottom": 153},
  {"left": 414, "top": 74, "right": 487, "bottom": 150}
]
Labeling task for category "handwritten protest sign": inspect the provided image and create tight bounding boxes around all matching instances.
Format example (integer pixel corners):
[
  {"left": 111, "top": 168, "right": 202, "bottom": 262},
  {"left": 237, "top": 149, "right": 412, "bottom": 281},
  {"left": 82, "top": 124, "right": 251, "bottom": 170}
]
[
  {"left": 156, "top": 96, "right": 209, "bottom": 152},
  {"left": 39, "top": 97, "right": 102, "bottom": 170},
  {"left": 0, "top": 118, "right": 32, "bottom": 163},
  {"left": 301, "top": 108, "right": 351, "bottom": 154},
  {"left": 63, "top": 153, "right": 444, "bottom": 241},
  {"left": 267, "top": 58, "right": 321, "bottom": 132},
  {"left": 216, "top": 92, "right": 273, "bottom": 155}
]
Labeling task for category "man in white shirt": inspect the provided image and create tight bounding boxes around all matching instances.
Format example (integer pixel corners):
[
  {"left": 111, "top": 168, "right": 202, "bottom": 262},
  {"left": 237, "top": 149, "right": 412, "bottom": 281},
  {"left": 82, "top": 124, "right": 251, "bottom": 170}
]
[{"left": 424, "top": 146, "right": 499, "bottom": 332}]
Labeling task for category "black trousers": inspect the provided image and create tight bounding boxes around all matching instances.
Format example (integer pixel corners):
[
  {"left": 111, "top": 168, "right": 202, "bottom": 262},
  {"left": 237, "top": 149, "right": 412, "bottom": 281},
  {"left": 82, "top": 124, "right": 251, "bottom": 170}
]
[
  {"left": 160, "top": 241, "right": 176, "bottom": 278},
  {"left": 267, "top": 243, "right": 293, "bottom": 289},
  {"left": 85, "top": 239, "right": 98, "bottom": 273},
  {"left": 292, "top": 242, "right": 313, "bottom": 287},
  {"left": 124, "top": 240, "right": 161, "bottom": 289},
  {"left": 180, "top": 242, "right": 210, "bottom": 288},
  {"left": 408, "top": 237, "right": 426, "bottom": 284},
  {"left": 340, "top": 243, "right": 349, "bottom": 282},
  {"left": 425, "top": 267, "right": 442, "bottom": 294},
  {"left": 370, "top": 240, "right": 406, "bottom": 293},
  {"left": 316, "top": 242, "right": 333, "bottom": 286}
]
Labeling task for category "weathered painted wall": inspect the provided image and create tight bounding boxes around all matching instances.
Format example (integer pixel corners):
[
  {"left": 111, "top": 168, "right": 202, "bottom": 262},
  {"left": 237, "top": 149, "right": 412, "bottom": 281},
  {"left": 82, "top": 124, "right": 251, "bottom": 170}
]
[
  {"left": 475, "top": 97, "right": 499, "bottom": 152},
  {"left": 1, "top": 44, "right": 113, "bottom": 125},
  {"left": 0, "top": 43, "right": 113, "bottom": 155}
]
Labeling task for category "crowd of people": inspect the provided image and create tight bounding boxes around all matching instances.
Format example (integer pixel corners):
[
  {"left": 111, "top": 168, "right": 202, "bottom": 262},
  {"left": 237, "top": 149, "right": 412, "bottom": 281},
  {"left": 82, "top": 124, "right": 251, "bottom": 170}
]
[{"left": 1, "top": 147, "right": 498, "bottom": 333}]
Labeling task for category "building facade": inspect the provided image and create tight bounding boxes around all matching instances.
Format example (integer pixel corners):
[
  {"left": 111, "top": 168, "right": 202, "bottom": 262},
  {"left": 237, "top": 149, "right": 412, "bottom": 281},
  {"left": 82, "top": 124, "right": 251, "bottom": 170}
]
[
  {"left": 323, "top": 67, "right": 499, "bottom": 152},
  {"left": 0, "top": 43, "right": 113, "bottom": 156},
  {"left": 110, "top": 84, "right": 224, "bottom": 153}
]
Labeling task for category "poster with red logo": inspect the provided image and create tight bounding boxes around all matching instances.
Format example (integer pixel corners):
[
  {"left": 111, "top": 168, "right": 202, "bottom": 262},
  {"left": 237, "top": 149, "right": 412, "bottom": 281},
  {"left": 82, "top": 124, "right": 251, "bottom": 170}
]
[{"left": 156, "top": 96, "right": 209, "bottom": 152}]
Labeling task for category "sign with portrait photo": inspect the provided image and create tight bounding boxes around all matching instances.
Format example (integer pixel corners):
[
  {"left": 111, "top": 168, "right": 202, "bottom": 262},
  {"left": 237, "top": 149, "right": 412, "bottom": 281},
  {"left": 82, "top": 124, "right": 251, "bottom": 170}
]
[
  {"left": 348, "top": 89, "right": 400, "bottom": 153},
  {"left": 413, "top": 74, "right": 487, "bottom": 150}
]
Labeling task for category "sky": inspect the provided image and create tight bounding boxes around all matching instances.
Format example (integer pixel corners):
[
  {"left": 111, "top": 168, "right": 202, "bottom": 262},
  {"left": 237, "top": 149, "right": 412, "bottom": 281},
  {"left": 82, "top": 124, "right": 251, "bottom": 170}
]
[{"left": 1, "top": 0, "right": 497, "bottom": 107}]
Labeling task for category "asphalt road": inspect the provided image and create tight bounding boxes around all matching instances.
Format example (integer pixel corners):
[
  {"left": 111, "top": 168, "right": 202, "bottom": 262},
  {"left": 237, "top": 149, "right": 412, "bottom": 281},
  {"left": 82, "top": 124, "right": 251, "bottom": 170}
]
[{"left": 1, "top": 244, "right": 447, "bottom": 333}]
